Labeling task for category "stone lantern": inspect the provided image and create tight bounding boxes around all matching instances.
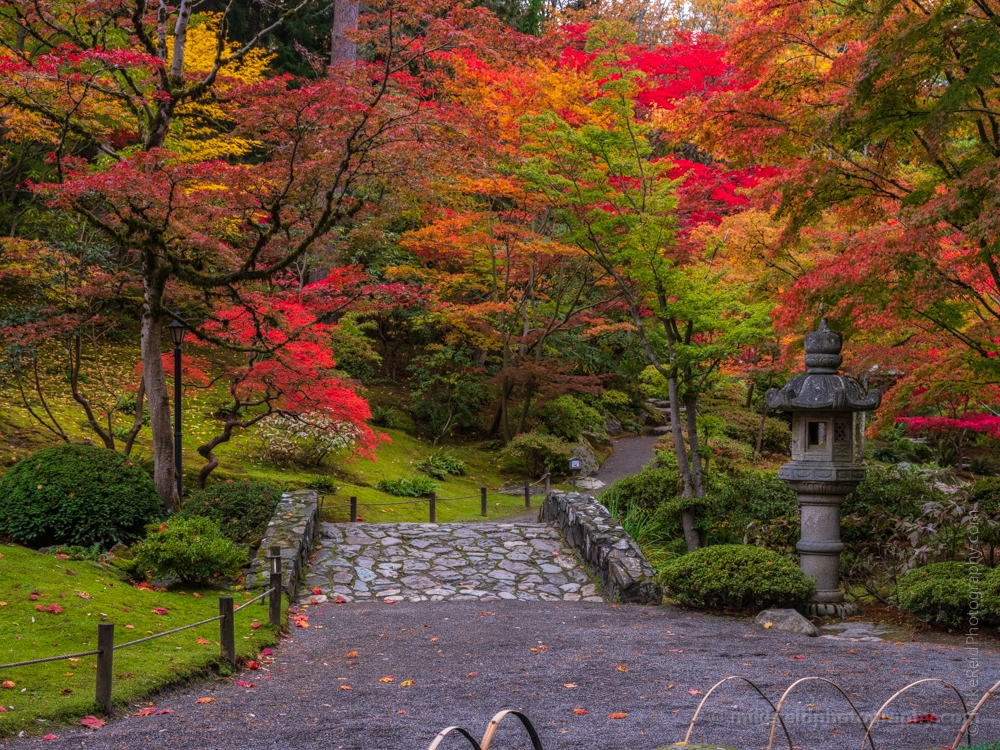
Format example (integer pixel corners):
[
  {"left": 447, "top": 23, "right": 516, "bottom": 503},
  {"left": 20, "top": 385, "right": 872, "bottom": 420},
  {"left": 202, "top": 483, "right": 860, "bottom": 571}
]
[{"left": 766, "top": 319, "right": 881, "bottom": 616}]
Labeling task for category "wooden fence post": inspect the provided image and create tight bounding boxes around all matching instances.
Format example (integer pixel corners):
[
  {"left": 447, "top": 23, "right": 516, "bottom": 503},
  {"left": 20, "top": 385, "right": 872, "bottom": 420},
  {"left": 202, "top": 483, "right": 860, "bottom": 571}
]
[
  {"left": 95, "top": 622, "right": 114, "bottom": 716},
  {"left": 350, "top": 496, "right": 357, "bottom": 522},
  {"left": 480, "top": 486, "right": 487, "bottom": 517},
  {"left": 269, "top": 546, "right": 282, "bottom": 627},
  {"left": 429, "top": 492, "right": 436, "bottom": 523},
  {"left": 524, "top": 478, "right": 531, "bottom": 508},
  {"left": 219, "top": 596, "right": 235, "bottom": 668}
]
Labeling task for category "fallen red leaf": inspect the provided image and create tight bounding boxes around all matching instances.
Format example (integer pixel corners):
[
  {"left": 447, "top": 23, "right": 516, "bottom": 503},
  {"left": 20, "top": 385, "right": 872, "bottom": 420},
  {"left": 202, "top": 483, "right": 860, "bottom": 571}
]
[
  {"left": 80, "top": 715, "right": 106, "bottom": 729},
  {"left": 43, "top": 734, "right": 58, "bottom": 741},
  {"left": 312, "top": 587, "right": 323, "bottom": 595},
  {"left": 154, "top": 709, "right": 174, "bottom": 716},
  {"left": 192, "top": 592, "right": 203, "bottom": 598},
  {"left": 246, "top": 661, "right": 260, "bottom": 670},
  {"left": 196, "top": 637, "right": 210, "bottom": 645},
  {"left": 195, "top": 697, "right": 215, "bottom": 704},
  {"left": 608, "top": 712, "right": 628, "bottom": 719},
  {"left": 46, "top": 604, "right": 63, "bottom": 614},
  {"left": 688, "top": 689, "right": 703, "bottom": 695},
  {"left": 262, "top": 648, "right": 273, "bottom": 656},
  {"left": 1, "top": 681, "right": 15, "bottom": 689},
  {"left": 792, "top": 655, "right": 806, "bottom": 660},
  {"left": 135, "top": 707, "right": 157, "bottom": 716},
  {"left": 152, "top": 608, "right": 169, "bottom": 615},
  {"left": 251, "top": 622, "right": 262, "bottom": 629},
  {"left": 333, "top": 595, "right": 347, "bottom": 604},
  {"left": 907, "top": 714, "right": 939, "bottom": 724},
  {"left": 573, "top": 708, "right": 589, "bottom": 715},
  {"left": 234, "top": 681, "right": 256, "bottom": 688},
  {"left": 35, "top": 604, "right": 44, "bottom": 611}
]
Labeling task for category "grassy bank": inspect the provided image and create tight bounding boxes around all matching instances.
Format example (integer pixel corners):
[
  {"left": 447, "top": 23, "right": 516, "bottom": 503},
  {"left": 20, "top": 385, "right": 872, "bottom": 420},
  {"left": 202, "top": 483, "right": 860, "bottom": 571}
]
[{"left": 0, "top": 545, "right": 278, "bottom": 738}]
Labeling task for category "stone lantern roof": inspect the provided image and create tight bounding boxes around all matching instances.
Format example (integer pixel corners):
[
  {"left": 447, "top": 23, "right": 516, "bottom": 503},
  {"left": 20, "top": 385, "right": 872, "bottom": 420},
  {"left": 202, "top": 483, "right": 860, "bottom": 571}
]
[{"left": 765, "top": 319, "right": 882, "bottom": 412}]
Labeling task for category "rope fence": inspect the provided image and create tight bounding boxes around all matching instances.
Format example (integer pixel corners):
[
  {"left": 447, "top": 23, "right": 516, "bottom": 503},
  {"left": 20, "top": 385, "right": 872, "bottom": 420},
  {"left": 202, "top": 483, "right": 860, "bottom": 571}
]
[
  {"left": 327, "top": 474, "right": 553, "bottom": 523},
  {"left": 0, "top": 546, "right": 288, "bottom": 718}
]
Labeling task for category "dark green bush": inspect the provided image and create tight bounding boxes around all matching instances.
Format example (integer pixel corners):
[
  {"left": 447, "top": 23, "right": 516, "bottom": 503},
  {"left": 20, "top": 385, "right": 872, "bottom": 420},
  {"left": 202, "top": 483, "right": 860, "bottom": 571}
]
[
  {"left": 131, "top": 517, "right": 247, "bottom": 584},
  {"left": 177, "top": 480, "right": 282, "bottom": 545},
  {"left": 971, "top": 478, "right": 1000, "bottom": 551},
  {"left": 896, "top": 562, "right": 977, "bottom": 629},
  {"left": 417, "top": 451, "right": 467, "bottom": 480},
  {"left": 984, "top": 566, "right": 1000, "bottom": 623},
  {"left": 539, "top": 395, "right": 605, "bottom": 441},
  {"left": 500, "top": 432, "right": 574, "bottom": 477},
  {"left": 841, "top": 464, "right": 938, "bottom": 546},
  {"left": 0, "top": 445, "right": 161, "bottom": 549},
  {"left": 658, "top": 544, "right": 816, "bottom": 611},
  {"left": 601, "top": 466, "right": 681, "bottom": 513},
  {"left": 376, "top": 476, "right": 439, "bottom": 497}
]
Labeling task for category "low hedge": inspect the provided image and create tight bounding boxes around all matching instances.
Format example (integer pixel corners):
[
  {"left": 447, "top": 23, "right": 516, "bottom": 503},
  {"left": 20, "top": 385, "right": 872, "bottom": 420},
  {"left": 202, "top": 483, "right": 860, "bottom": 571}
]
[
  {"left": 896, "top": 562, "right": 980, "bottom": 629},
  {"left": 177, "top": 480, "right": 282, "bottom": 545},
  {"left": 0, "top": 444, "right": 161, "bottom": 549},
  {"left": 131, "top": 517, "right": 247, "bottom": 584},
  {"left": 658, "top": 544, "right": 816, "bottom": 611}
]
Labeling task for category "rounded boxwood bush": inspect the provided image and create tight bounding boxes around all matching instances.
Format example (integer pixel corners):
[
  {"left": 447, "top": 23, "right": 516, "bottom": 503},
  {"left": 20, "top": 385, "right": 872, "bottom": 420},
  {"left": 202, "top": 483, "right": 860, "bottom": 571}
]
[
  {"left": 131, "top": 517, "right": 247, "bottom": 584},
  {"left": 658, "top": 545, "right": 816, "bottom": 611},
  {"left": 0, "top": 444, "right": 161, "bottom": 549},
  {"left": 897, "top": 562, "right": 984, "bottom": 629},
  {"left": 177, "top": 480, "right": 282, "bottom": 545}
]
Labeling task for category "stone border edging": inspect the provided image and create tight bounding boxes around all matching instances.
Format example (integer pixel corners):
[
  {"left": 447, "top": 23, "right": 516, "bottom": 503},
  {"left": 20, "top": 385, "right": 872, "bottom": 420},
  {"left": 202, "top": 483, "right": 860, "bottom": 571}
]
[
  {"left": 539, "top": 490, "right": 662, "bottom": 604},
  {"left": 245, "top": 489, "right": 319, "bottom": 595}
]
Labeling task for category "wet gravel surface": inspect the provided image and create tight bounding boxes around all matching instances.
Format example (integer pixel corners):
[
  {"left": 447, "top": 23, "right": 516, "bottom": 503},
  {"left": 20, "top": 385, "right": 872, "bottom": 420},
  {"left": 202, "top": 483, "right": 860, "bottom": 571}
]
[
  {"left": 595, "top": 436, "right": 658, "bottom": 491},
  {"left": 7, "top": 601, "right": 995, "bottom": 750}
]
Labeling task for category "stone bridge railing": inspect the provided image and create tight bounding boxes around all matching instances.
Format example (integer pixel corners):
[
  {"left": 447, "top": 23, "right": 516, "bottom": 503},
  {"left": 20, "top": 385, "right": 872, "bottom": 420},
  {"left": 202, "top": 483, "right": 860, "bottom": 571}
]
[{"left": 539, "top": 491, "right": 661, "bottom": 605}]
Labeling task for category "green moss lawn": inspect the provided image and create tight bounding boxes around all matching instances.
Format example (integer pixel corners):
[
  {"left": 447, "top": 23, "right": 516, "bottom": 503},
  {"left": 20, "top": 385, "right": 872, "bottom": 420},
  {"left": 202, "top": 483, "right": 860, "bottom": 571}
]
[{"left": 0, "top": 545, "right": 278, "bottom": 738}]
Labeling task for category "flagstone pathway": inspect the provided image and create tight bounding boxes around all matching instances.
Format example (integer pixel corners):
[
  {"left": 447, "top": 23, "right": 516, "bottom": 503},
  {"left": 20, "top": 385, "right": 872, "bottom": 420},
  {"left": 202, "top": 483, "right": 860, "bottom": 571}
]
[{"left": 301, "top": 522, "right": 601, "bottom": 603}]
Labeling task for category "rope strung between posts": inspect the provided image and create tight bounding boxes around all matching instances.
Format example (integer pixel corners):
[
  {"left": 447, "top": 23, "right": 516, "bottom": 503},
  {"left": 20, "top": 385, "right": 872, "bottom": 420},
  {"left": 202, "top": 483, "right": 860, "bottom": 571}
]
[
  {"left": 233, "top": 587, "right": 274, "bottom": 611},
  {"left": 0, "top": 649, "right": 101, "bottom": 670},
  {"left": 113, "top": 614, "right": 225, "bottom": 650}
]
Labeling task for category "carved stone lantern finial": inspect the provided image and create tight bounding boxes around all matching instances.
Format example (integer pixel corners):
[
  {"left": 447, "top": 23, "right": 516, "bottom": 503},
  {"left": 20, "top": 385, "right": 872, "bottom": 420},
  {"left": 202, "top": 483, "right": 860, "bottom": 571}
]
[{"left": 766, "top": 319, "right": 881, "bottom": 617}]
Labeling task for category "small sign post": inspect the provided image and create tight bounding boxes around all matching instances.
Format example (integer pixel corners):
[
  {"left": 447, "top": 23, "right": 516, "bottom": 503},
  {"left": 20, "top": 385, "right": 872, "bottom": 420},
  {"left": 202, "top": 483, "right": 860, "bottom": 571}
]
[{"left": 569, "top": 457, "right": 582, "bottom": 490}]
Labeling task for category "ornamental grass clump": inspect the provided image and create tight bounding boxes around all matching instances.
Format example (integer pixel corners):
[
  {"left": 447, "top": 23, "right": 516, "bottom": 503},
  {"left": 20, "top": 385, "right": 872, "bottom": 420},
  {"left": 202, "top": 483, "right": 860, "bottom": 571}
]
[{"left": 657, "top": 544, "right": 816, "bottom": 611}]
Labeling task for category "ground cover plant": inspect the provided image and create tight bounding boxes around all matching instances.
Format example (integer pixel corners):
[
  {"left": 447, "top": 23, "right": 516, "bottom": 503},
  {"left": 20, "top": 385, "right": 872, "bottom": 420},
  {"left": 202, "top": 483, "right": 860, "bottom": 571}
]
[{"left": 0, "top": 545, "right": 277, "bottom": 738}]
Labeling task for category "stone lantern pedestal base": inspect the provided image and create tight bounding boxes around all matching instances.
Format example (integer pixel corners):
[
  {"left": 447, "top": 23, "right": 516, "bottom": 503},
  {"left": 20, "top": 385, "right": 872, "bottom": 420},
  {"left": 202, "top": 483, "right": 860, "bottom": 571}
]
[{"left": 800, "top": 601, "right": 860, "bottom": 618}]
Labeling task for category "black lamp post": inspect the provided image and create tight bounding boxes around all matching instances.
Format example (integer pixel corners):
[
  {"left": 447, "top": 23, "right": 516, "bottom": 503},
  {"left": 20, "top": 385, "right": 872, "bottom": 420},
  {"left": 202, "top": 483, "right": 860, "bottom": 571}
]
[{"left": 166, "top": 313, "right": 186, "bottom": 501}]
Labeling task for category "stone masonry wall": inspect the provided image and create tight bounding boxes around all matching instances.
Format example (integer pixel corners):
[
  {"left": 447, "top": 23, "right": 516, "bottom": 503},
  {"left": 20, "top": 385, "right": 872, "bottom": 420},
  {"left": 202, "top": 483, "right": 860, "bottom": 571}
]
[
  {"left": 539, "top": 491, "right": 662, "bottom": 604},
  {"left": 245, "top": 489, "right": 319, "bottom": 595}
]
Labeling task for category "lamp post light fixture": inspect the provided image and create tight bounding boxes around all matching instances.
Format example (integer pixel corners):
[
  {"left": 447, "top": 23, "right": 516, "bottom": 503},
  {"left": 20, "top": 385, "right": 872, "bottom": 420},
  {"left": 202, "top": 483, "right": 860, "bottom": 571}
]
[
  {"left": 765, "top": 319, "right": 881, "bottom": 617},
  {"left": 166, "top": 313, "right": 186, "bottom": 503}
]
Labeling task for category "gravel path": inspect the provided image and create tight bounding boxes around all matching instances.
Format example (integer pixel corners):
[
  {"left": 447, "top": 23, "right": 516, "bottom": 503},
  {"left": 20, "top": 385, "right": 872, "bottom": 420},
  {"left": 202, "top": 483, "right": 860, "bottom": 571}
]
[
  {"left": 302, "top": 522, "right": 598, "bottom": 603},
  {"left": 595, "top": 436, "right": 658, "bottom": 490},
  {"left": 9, "top": 601, "right": 994, "bottom": 750}
]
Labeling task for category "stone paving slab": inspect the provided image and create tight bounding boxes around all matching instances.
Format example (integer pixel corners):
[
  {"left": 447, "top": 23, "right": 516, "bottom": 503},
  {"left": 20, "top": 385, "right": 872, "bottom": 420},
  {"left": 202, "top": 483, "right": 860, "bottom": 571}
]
[{"left": 301, "top": 522, "right": 601, "bottom": 603}]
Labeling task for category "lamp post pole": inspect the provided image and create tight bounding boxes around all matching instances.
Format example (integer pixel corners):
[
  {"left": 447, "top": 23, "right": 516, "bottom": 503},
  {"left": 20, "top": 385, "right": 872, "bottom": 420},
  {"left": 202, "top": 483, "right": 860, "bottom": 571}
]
[{"left": 167, "top": 314, "right": 186, "bottom": 504}]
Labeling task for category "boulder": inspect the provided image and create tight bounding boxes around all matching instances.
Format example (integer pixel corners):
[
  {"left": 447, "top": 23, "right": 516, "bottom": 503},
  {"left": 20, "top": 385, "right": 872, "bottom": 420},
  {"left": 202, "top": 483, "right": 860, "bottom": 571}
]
[
  {"left": 754, "top": 608, "right": 819, "bottom": 637},
  {"left": 605, "top": 418, "right": 623, "bottom": 436},
  {"left": 570, "top": 442, "right": 600, "bottom": 477}
]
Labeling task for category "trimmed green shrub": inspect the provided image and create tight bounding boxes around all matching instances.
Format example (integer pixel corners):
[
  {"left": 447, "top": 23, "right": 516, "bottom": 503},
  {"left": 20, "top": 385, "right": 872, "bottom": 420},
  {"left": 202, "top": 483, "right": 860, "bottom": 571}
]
[
  {"left": 601, "top": 466, "right": 681, "bottom": 513},
  {"left": 0, "top": 445, "right": 161, "bottom": 549},
  {"left": 131, "top": 517, "right": 247, "bottom": 584},
  {"left": 896, "top": 562, "right": 977, "bottom": 629},
  {"left": 376, "top": 476, "right": 439, "bottom": 497},
  {"left": 177, "top": 480, "right": 282, "bottom": 545},
  {"left": 416, "top": 451, "right": 467, "bottom": 480},
  {"left": 501, "top": 431, "right": 574, "bottom": 477},
  {"left": 984, "top": 566, "right": 1000, "bottom": 623},
  {"left": 539, "top": 395, "right": 605, "bottom": 441},
  {"left": 658, "top": 545, "right": 816, "bottom": 611}
]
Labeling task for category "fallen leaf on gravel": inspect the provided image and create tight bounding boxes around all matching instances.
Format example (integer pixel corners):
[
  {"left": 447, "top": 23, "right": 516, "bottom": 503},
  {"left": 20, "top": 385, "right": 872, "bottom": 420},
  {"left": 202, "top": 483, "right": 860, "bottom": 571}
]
[
  {"left": 43, "top": 734, "right": 58, "bottom": 741},
  {"left": 687, "top": 689, "right": 702, "bottom": 695},
  {"left": 664, "top": 649, "right": 682, "bottom": 653},
  {"left": 398, "top": 709, "right": 407, "bottom": 714},
  {"left": 616, "top": 664, "right": 629, "bottom": 673},
  {"left": 345, "top": 651, "right": 358, "bottom": 658},
  {"left": 384, "top": 598, "right": 397, "bottom": 604},
  {"left": 792, "top": 655, "right": 805, "bottom": 660},
  {"left": 247, "top": 661, "right": 260, "bottom": 670},
  {"left": 907, "top": 714, "right": 938, "bottom": 724},
  {"left": 262, "top": 648, "right": 273, "bottom": 656},
  {"left": 135, "top": 708, "right": 157, "bottom": 716},
  {"left": 848, "top": 649, "right": 857, "bottom": 654},
  {"left": 80, "top": 715, "right": 106, "bottom": 729},
  {"left": 152, "top": 608, "right": 169, "bottom": 615},
  {"left": 234, "top": 681, "right": 256, "bottom": 688},
  {"left": 334, "top": 596, "right": 347, "bottom": 604},
  {"left": 251, "top": 622, "right": 262, "bottom": 629},
  {"left": 563, "top": 683, "right": 578, "bottom": 689},
  {"left": 339, "top": 686, "right": 352, "bottom": 691},
  {"left": 479, "top": 611, "right": 494, "bottom": 616},
  {"left": 763, "top": 621, "right": 773, "bottom": 629},
  {"left": 2, "top": 682, "right": 15, "bottom": 689},
  {"left": 573, "top": 708, "right": 588, "bottom": 715},
  {"left": 467, "top": 672, "right": 477, "bottom": 677},
  {"left": 608, "top": 712, "right": 627, "bottom": 719},
  {"left": 430, "top": 637, "right": 439, "bottom": 642},
  {"left": 400, "top": 680, "right": 415, "bottom": 687},
  {"left": 154, "top": 709, "right": 173, "bottom": 716},
  {"left": 378, "top": 676, "right": 394, "bottom": 683},
  {"left": 878, "top": 714, "right": 891, "bottom": 720},
  {"left": 312, "top": 587, "right": 323, "bottom": 595},
  {"left": 195, "top": 697, "right": 215, "bottom": 704}
]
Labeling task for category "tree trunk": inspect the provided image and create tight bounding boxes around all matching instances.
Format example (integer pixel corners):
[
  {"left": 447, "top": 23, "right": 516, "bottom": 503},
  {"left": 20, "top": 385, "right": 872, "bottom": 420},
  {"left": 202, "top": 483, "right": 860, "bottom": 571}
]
[
  {"left": 141, "top": 302, "right": 175, "bottom": 511},
  {"left": 745, "top": 381, "right": 755, "bottom": 409},
  {"left": 685, "top": 395, "right": 705, "bottom": 498},
  {"left": 331, "top": 0, "right": 360, "bottom": 66},
  {"left": 516, "top": 385, "right": 533, "bottom": 435}
]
